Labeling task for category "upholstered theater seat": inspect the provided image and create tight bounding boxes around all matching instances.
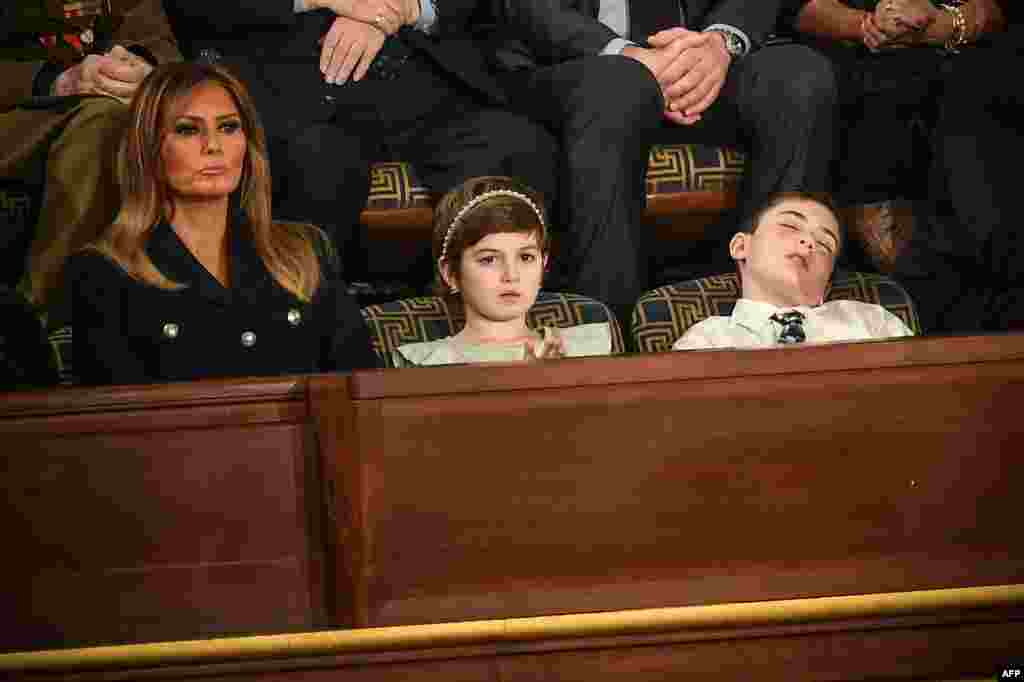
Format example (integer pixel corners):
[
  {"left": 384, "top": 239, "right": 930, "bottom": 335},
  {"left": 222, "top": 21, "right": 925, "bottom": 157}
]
[
  {"left": 631, "top": 272, "right": 921, "bottom": 353},
  {"left": 361, "top": 291, "right": 625, "bottom": 367},
  {"left": 362, "top": 143, "right": 745, "bottom": 222}
]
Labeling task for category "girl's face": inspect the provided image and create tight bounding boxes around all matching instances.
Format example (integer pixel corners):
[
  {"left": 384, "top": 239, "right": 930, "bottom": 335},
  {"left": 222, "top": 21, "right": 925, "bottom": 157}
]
[
  {"left": 447, "top": 230, "right": 546, "bottom": 325},
  {"left": 161, "top": 82, "right": 247, "bottom": 203}
]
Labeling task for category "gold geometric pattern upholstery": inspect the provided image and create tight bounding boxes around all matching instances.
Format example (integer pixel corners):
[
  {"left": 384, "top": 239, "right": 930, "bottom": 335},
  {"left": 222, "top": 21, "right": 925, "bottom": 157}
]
[
  {"left": 363, "top": 144, "right": 748, "bottom": 212},
  {"left": 632, "top": 272, "right": 921, "bottom": 354},
  {"left": 365, "top": 162, "right": 432, "bottom": 211},
  {"left": 646, "top": 144, "right": 746, "bottom": 196},
  {"left": 361, "top": 291, "right": 625, "bottom": 367}
]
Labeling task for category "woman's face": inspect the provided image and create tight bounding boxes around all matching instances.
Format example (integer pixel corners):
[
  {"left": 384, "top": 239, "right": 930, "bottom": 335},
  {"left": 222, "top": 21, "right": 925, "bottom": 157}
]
[
  {"left": 451, "top": 231, "right": 546, "bottom": 325},
  {"left": 161, "top": 82, "right": 247, "bottom": 202}
]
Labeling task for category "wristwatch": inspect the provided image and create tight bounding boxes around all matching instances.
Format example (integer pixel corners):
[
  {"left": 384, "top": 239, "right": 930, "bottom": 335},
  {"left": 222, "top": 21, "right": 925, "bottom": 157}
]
[{"left": 706, "top": 29, "right": 745, "bottom": 58}]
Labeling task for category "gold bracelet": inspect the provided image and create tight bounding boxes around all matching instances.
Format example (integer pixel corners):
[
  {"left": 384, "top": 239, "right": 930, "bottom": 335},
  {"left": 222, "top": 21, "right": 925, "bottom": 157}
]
[{"left": 940, "top": 3, "right": 967, "bottom": 53}]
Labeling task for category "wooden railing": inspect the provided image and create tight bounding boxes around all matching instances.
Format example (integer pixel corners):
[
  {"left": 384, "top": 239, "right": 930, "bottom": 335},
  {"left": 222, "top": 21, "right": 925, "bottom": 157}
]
[{"left": 2, "top": 334, "right": 1023, "bottom": 679}]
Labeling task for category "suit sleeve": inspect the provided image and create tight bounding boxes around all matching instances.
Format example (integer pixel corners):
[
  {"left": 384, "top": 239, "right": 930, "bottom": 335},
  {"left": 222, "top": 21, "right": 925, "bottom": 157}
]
[
  {"left": 701, "top": 0, "right": 787, "bottom": 47},
  {"left": 495, "top": 0, "right": 620, "bottom": 62},
  {"left": 114, "top": 0, "right": 182, "bottom": 65},
  {"left": 66, "top": 251, "right": 152, "bottom": 386},
  {"left": 0, "top": 0, "right": 181, "bottom": 111}
]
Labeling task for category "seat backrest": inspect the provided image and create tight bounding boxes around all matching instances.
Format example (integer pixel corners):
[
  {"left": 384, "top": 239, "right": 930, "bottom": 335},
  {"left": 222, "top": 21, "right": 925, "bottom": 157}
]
[
  {"left": 632, "top": 271, "right": 921, "bottom": 354},
  {"left": 362, "top": 291, "right": 625, "bottom": 367}
]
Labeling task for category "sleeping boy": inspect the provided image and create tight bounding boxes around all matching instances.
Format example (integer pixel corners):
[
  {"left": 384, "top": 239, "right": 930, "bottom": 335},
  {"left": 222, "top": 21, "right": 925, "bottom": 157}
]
[{"left": 674, "top": 192, "right": 913, "bottom": 350}]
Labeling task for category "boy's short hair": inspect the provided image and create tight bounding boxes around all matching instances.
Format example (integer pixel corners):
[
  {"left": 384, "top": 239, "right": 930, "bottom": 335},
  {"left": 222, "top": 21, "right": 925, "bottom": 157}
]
[{"left": 733, "top": 191, "right": 844, "bottom": 278}]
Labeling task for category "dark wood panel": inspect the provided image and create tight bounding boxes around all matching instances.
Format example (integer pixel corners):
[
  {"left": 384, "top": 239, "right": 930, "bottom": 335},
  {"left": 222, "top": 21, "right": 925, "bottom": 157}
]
[
  {"left": 348, "top": 332, "right": 1024, "bottom": 399},
  {"left": 324, "top": 337, "right": 1024, "bottom": 627},
  {"left": 0, "top": 376, "right": 306, "bottom": 419},
  {"left": 0, "top": 379, "right": 326, "bottom": 651}
]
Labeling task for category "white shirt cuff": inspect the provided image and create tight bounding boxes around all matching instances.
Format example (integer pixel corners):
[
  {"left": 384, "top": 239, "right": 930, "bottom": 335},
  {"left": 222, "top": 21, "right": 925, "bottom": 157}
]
[
  {"left": 415, "top": 0, "right": 437, "bottom": 33},
  {"left": 601, "top": 37, "right": 635, "bottom": 56}
]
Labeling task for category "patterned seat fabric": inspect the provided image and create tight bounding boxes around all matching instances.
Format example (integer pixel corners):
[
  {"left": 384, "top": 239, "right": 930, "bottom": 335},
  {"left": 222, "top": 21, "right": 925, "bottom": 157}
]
[
  {"left": 364, "top": 144, "right": 747, "bottom": 211},
  {"left": 48, "top": 326, "right": 74, "bottom": 386},
  {"left": 632, "top": 272, "right": 922, "bottom": 354},
  {"left": 362, "top": 291, "right": 625, "bottom": 367},
  {"left": 646, "top": 144, "right": 746, "bottom": 196}
]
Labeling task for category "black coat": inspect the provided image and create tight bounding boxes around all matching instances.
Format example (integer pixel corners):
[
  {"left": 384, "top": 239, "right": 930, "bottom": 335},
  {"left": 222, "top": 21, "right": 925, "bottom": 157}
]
[
  {"left": 162, "top": 0, "right": 509, "bottom": 109},
  {"left": 491, "top": 0, "right": 786, "bottom": 70},
  {"left": 66, "top": 219, "right": 379, "bottom": 386}
]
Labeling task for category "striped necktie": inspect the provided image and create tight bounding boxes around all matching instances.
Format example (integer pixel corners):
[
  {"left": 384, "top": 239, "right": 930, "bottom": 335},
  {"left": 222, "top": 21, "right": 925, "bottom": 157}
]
[{"left": 770, "top": 311, "right": 807, "bottom": 344}]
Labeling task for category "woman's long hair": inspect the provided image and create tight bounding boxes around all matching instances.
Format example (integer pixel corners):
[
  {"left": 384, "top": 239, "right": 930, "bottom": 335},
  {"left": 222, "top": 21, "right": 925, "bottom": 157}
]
[{"left": 91, "top": 62, "right": 323, "bottom": 301}]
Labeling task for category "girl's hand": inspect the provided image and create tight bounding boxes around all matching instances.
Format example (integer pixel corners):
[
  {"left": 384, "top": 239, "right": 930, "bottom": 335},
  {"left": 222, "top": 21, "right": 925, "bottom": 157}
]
[{"left": 525, "top": 327, "right": 565, "bottom": 361}]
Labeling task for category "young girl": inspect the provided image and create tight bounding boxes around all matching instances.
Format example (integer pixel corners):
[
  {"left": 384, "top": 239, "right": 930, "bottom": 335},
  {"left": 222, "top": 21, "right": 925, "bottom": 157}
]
[{"left": 395, "top": 176, "right": 613, "bottom": 366}]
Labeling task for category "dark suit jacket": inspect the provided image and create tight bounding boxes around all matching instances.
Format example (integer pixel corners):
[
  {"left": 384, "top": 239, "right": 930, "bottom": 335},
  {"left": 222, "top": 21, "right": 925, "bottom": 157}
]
[
  {"left": 491, "top": 0, "right": 785, "bottom": 70},
  {"left": 163, "top": 0, "right": 509, "bottom": 106},
  {"left": 66, "top": 219, "right": 379, "bottom": 386}
]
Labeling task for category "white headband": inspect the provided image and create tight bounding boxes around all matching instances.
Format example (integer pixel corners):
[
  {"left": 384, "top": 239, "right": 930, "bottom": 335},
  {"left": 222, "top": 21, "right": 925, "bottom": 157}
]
[{"left": 439, "top": 190, "right": 546, "bottom": 262}]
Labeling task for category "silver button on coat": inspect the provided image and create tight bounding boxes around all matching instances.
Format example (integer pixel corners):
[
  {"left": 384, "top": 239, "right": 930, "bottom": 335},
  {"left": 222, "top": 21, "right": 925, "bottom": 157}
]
[
  {"left": 241, "top": 331, "right": 256, "bottom": 347},
  {"left": 162, "top": 322, "right": 179, "bottom": 339},
  {"left": 287, "top": 308, "right": 302, "bottom": 326}
]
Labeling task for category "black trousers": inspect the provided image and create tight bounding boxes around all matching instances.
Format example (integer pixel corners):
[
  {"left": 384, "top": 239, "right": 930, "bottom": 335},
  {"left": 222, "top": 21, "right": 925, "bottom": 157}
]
[
  {"left": 892, "top": 27, "right": 1024, "bottom": 334},
  {"left": 230, "top": 52, "right": 558, "bottom": 280},
  {"left": 818, "top": 42, "right": 951, "bottom": 205},
  {"left": 502, "top": 43, "right": 837, "bottom": 311}
]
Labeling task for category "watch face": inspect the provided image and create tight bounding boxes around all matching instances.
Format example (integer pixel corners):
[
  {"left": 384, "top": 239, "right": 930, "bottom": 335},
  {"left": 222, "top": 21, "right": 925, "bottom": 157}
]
[{"left": 724, "top": 32, "right": 743, "bottom": 55}]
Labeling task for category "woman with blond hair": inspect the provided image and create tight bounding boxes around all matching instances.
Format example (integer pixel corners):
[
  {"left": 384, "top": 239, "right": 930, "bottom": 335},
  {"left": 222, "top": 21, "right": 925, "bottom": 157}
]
[{"left": 65, "top": 62, "right": 377, "bottom": 385}]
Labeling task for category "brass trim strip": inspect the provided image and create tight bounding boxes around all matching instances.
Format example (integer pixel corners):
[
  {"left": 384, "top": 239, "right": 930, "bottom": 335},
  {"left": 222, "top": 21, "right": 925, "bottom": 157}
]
[{"left": 3, "top": 584, "right": 1022, "bottom": 672}]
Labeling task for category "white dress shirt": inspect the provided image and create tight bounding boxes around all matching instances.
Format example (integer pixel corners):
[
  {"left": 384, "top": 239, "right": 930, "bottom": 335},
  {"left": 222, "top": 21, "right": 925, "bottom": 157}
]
[{"left": 672, "top": 298, "right": 915, "bottom": 351}]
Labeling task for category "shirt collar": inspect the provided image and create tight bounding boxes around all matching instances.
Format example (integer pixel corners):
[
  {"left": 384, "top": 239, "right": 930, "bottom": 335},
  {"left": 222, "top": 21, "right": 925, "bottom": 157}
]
[{"left": 731, "top": 298, "right": 815, "bottom": 335}]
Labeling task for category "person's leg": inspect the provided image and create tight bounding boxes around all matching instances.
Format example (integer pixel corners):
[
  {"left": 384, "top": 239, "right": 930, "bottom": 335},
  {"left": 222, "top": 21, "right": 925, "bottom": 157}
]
[
  {"left": 376, "top": 56, "right": 561, "bottom": 293},
  {"left": 226, "top": 58, "right": 379, "bottom": 280},
  {"left": 655, "top": 42, "right": 838, "bottom": 279},
  {"left": 893, "top": 27, "right": 1024, "bottom": 333},
  {"left": 15, "top": 97, "right": 128, "bottom": 325},
  {"left": 498, "top": 55, "right": 665, "bottom": 321},
  {"left": 267, "top": 120, "right": 375, "bottom": 278}
]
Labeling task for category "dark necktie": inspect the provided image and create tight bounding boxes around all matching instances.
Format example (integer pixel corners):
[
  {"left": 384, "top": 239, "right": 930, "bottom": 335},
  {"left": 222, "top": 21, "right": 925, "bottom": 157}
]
[
  {"left": 629, "top": 1, "right": 682, "bottom": 44},
  {"left": 770, "top": 311, "right": 807, "bottom": 344}
]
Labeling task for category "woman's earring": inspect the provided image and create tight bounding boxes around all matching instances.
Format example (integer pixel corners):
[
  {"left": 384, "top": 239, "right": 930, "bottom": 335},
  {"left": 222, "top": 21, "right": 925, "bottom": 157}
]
[{"left": 450, "top": 285, "right": 460, "bottom": 295}]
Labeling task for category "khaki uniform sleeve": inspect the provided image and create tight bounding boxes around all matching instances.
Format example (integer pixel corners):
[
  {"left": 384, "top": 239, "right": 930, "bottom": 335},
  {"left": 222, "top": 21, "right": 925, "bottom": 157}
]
[{"left": 112, "top": 0, "right": 182, "bottom": 65}]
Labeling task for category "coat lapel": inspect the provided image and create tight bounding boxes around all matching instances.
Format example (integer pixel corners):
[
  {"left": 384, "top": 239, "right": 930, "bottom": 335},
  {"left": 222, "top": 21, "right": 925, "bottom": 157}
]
[{"left": 146, "top": 220, "right": 231, "bottom": 306}]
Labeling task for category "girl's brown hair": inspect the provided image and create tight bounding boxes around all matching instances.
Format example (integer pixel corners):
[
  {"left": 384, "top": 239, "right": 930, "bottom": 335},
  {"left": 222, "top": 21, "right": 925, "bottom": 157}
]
[
  {"left": 89, "top": 62, "right": 324, "bottom": 301},
  {"left": 432, "top": 176, "right": 549, "bottom": 296}
]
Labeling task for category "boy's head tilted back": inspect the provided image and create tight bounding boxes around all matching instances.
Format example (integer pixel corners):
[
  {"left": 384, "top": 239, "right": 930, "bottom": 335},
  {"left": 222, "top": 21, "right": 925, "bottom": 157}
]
[{"left": 731, "top": 192, "right": 842, "bottom": 309}]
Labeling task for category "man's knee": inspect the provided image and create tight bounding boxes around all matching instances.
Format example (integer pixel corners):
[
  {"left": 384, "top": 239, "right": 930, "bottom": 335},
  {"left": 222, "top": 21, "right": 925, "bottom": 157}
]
[
  {"left": 751, "top": 45, "right": 837, "bottom": 116},
  {"left": 568, "top": 56, "right": 664, "bottom": 130},
  {"left": 271, "top": 124, "right": 373, "bottom": 199}
]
